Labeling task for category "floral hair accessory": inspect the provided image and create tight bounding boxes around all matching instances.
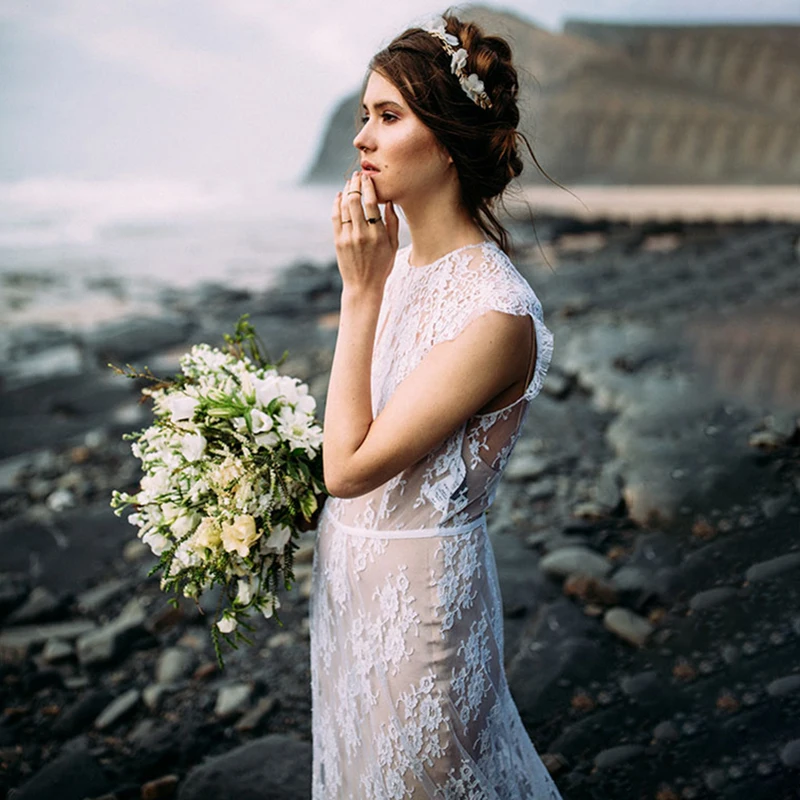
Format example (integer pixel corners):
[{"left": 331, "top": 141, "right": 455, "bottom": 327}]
[{"left": 421, "top": 16, "right": 493, "bottom": 110}]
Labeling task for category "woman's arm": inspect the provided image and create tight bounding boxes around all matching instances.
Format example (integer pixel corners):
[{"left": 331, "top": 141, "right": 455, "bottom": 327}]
[{"left": 323, "top": 170, "right": 533, "bottom": 499}]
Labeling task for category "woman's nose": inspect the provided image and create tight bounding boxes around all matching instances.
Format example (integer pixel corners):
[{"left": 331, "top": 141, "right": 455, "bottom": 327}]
[{"left": 353, "top": 124, "right": 371, "bottom": 152}]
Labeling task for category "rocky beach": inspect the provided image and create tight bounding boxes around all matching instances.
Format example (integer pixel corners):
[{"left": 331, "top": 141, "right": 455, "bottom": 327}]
[{"left": 1, "top": 215, "right": 799, "bottom": 800}]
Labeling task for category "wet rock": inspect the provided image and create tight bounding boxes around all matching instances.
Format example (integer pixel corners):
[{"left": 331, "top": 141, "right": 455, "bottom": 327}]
[
  {"left": 593, "top": 743, "right": 645, "bottom": 768},
  {"left": 0, "top": 571, "right": 30, "bottom": 617},
  {"left": 76, "top": 577, "right": 132, "bottom": 614},
  {"left": 5, "top": 586, "right": 63, "bottom": 624},
  {"left": 94, "top": 688, "right": 140, "bottom": 730},
  {"left": 52, "top": 688, "right": 114, "bottom": 737},
  {"left": 234, "top": 695, "right": 279, "bottom": 733},
  {"left": 652, "top": 720, "right": 680, "bottom": 742},
  {"left": 780, "top": 739, "right": 800, "bottom": 769},
  {"left": 505, "top": 453, "right": 551, "bottom": 481},
  {"left": 76, "top": 598, "right": 153, "bottom": 667},
  {"left": 540, "top": 546, "right": 613, "bottom": 580},
  {"left": 630, "top": 532, "right": 681, "bottom": 570},
  {"left": 215, "top": 683, "right": 254, "bottom": 718},
  {"left": 745, "top": 552, "right": 800, "bottom": 583},
  {"left": 42, "top": 637, "right": 74, "bottom": 663},
  {"left": 603, "top": 607, "right": 654, "bottom": 647},
  {"left": 142, "top": 774, "right": 180, "bottom": 800},
  {"left": 84, "top": 314, "right": 192, "bottom": 363},
  {"left": 542, "top": 369, "right": 572, "bottom": 399},
  {"left": 610, "top": 565, "right": 653, "bottom": 593},
  {"left": 0, "top": 619, "right": 97, "bottom": 658},
  {"left": 766, "top": 675, "right": 800, "bottom": 698},
  {"left": 11, "top": 747, "right": 112, "bottom": 800},
  {"left": 156, "top": 646, "right": 195, "bottom": 685},
  {"left": 176, "top": 734, "right": 312, "bottom": 800},
  {"left": 760, "top": 493, "right": 791, "bottom": 520},
  {"left": 689, "top": 586, "right": 737, "bottom": 611}
]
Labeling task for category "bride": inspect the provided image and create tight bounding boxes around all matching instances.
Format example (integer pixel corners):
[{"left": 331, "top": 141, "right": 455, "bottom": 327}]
[{"left": 310, "top": 12, "right": 563, "bottom": 799}]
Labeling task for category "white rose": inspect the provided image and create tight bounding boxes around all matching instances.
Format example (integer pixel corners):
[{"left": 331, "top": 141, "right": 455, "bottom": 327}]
[
  {"left": 180, "top": 433, "right": 207, "bottom": 462},
  {"left": 221, "top": 514, "right": 261, "bottom": 557},
  {"left": 166, "top": 393, "right": 199, "bottom": 422}
]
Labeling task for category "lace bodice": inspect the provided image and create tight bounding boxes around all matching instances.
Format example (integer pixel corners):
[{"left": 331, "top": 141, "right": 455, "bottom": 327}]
[{"left": 326, "top": 240, "right": 554, "bottom": 531}]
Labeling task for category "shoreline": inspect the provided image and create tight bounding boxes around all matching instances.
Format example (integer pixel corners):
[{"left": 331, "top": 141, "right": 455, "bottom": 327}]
[{"left": 1, "top": 215, "right": 799, "bottom": 799}]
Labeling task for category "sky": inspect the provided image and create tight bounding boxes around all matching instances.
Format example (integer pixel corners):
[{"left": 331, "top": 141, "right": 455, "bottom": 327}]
[{"left": 1, "top": 0, "right": 799, "bottom": 190}]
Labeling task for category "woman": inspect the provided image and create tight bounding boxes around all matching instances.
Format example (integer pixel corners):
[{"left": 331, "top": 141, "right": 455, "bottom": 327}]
[{"left": 310, "top": 12, "right": 562, "bottom": 799}]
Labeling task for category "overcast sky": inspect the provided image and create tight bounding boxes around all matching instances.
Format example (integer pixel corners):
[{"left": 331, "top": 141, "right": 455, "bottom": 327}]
[{"left": 1, "top": 0, "right": 798, "bottom": 189}]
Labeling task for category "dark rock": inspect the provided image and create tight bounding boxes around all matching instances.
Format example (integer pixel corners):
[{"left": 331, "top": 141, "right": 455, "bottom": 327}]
[
  {"left": 11, "top": 748, "right": 111, "bottom": 800},
  {"left": 52, "top": 688, "right": 114, "bottom": 738},
  {"left": 176, "top": 734, "right": 311, "bottom": 800},
  {"left": 84, "top": 315, "right": 193, "bottom": 363},
  {"left": 0, "top": 571, "right": 30, "bottom": 617}
]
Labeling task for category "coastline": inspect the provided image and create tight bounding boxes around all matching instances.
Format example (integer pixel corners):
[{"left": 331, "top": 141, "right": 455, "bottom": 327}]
[{"left": 1, "top": 214, "right": 799, "bottom": 798}]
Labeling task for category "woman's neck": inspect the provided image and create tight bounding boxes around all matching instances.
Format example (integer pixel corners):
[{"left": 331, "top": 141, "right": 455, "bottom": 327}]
[{"left": 399, "top": 177, "right": 486, "bottom": 267}]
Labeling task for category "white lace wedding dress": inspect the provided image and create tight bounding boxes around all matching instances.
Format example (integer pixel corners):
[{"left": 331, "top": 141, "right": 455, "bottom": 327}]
[{"left": 310, "top": 240, "right": 562, "bottom": 799}]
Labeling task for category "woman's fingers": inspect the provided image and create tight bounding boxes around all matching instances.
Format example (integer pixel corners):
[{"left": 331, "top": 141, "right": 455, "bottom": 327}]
[
  {"left": 331, "top": 191, "right": 343, "bottom": 236},
  {"left": 360, "top": 172, "right": 381, "bottom": 225}
]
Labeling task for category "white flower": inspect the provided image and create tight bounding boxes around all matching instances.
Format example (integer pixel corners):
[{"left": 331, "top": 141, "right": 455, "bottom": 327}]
[
  {"left": 252, "top": 373, "right": 282, "bottom": 408},
  {"left": 171, "top": 511, "right": 199, "bottom": 539},
  {"left": 260, "top": 594, "right": 281, "bottom": 619},
  {"left": 165, "top": 393, "right": 199, "bottom": 422},
  {"left": 192, "top": 516, "right": 222, "bottom": 550},
  {"left": 217, "top": 614, "right": 237, "bottom": 633},
  {"left": 181, "top": 432, "right": 207, "bottom": 462},
  {"left": 221, "top": 514, "right": 261, "bottom": 557},
  {"left": 451, "top": 48, "right": 467, "bottom": 72},
  {"left": 255, "top": 431, "right": 280, "bottom": 450},
  {"left": 236, "top": 578, "right": 256, "bottom": 605},
  {"left": 464, "top": 73, "right": 485, "bottom": 95},
  {"left": 142, "top": 529, "right": 169, "bottom": 555},
  {"left": 295, "top": 393, "right": 316, "bottom": 415},
  {"left": 250, "top": 408, "right": 273, "bottom": 434},
  {"left": 263, "top": 524, "right": 292, "bottom": 553}
]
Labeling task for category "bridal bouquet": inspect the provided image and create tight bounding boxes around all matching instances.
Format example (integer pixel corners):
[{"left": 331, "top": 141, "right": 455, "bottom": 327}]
[{"left": 110, "top": 316, "right": 325, "bottom": 667}]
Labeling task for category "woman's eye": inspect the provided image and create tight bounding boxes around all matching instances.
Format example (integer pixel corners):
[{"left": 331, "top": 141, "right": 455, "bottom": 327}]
[{"left": 360, "top": 113, "right": 397, "bottom": 125}]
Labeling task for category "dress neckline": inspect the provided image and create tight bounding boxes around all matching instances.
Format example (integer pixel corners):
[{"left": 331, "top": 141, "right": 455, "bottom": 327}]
[{"left": 404, "top": 240, "right": 496, "bottom": 270}]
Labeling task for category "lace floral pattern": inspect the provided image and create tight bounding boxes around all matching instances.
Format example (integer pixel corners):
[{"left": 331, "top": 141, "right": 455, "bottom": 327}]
[{"left": 310, "top": 242, "right": 561, "bottom": 799}]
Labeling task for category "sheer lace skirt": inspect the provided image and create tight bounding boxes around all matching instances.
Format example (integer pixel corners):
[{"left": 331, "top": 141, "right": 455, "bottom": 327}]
[{"left": 309, "top": 503, "right": 563, "bottom": 799}]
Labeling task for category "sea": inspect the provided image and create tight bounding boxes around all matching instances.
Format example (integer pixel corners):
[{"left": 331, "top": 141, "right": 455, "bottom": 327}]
[{"left": 0, "top": 176, "right": 348, "bottom": 333}]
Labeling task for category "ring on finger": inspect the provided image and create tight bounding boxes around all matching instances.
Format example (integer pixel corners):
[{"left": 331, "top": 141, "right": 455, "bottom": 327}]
[
  {"left": 341, "top": 219, "right": 352, "bottom": 224},
  {"left": 347, "top": 190, "right": 362, "bottom": 196}
]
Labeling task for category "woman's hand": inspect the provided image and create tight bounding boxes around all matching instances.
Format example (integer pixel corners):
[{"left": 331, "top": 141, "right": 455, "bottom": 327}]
[{"left": 331, "top": 170, "right": 399, "bottom": 297}]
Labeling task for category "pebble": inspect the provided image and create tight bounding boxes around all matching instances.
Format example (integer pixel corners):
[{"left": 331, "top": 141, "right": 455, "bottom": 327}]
[
  {"left": 234, "top": 695, "right": 278, "bottom": 733},
  {"left": 5, "top": 585, "right": 61, "bottom": 624},
  {"left": 505, "top": 454, "right": 550, "bottom": 481},
  {"left": 766, "top": 675, "right": 800, "bottom": 698},
  {"left": 760, "top": 493, "right": 791, "bottom": 520},
  {"left": 779, "top": 739, "right": 800, "bottom": 769},
  {"left": 215, "top": 682, "right": 253, "bottom": 718},
  {"left": 603, "top": 607, "right": 654, "bottom": 647},
  {"left": 745, "top": 552, "right": 800, "bottom": 583},
  {"left": 76, "top": 598, "right": 150, "bottom": 667},
  {"left": 593, "top": 743, "right": 645, "bottom": 768},
  {"left": 610, "top": 565, "right": 653, "bottom": 593},
  {"left": 76, "top": 577, "right": 132, "bottom": 614},
  {"left": 526, "top": 478, "right": 556, "bottom": 501},
  {"left": 142, "top": 774, "right": 180, "bottom": 800},
  {"left": 540, "top": 546, "right": 613, "bottom": 580},
  {"left": 46, "top": 487, "right": 76, "bottom": 511},
  {"left": 42, "top": 637, "right": 74, "bottom": 663},
  {"left": 0, "top": 619, "right": 97, "bottom": 658},
  {"left": 542, "top": 370, "right": 572, "bottom": 399},
  {"left": 156, "top": 646, "right": 195, "bottom": 685},
  {"left": 653, "top": 720, "right": 680, "bottom": 742},
  {"left": 94, "top": 687, "right": 140, "bottom": 730},
  {"left": 689, "top": 587, "right": 737, "bottom": 611},
  {"left": 143, "top": 683, "right": 174, "bottom": 712}
]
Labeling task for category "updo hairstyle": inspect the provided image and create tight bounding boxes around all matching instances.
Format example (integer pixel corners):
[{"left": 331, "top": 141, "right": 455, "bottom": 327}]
[{"left": 363, "top": 11, "right": 558, "bottom": 253}]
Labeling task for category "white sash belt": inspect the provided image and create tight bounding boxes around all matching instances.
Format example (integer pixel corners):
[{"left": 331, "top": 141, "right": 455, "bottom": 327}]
[{"left": 327, "top": 513, "right": 486, "bottom": 540}]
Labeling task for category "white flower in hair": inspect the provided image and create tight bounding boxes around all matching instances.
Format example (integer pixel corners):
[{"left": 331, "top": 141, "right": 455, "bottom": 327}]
[
  {"left": 451, "top": 48, "right": 468, "bottom": 72},
  {"left": 464, "top": 73, "right": 485, "bottom": 96}
]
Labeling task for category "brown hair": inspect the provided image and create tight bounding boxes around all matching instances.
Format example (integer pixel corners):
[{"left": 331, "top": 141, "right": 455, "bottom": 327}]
[{"left": 358, "top": 10, "right": 564, "bottom": 254}]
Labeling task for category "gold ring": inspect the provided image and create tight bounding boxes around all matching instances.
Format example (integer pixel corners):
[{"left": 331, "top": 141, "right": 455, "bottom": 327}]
[
  {"left": 341, "top": 219, "right": 352, "bottom": 224},
  {"left": 347, "top": 190, "right": 362, "bottom": 196}
]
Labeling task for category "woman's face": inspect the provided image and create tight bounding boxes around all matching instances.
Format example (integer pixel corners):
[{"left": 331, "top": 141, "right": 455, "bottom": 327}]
[{"left": 353, "top": 70, "right": 452, "bottom": 205}]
